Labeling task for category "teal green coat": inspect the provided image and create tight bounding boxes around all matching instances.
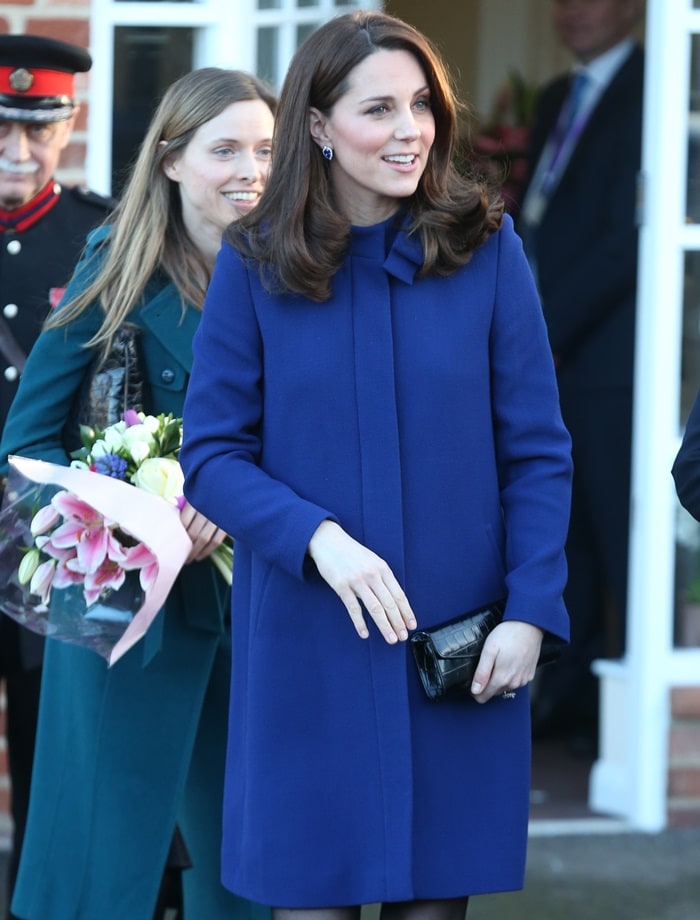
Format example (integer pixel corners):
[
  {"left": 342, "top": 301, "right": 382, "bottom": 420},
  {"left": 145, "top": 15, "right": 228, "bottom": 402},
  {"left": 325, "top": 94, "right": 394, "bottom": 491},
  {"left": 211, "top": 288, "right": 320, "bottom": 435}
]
[{"left": 0, "top": 229, "right": 269, "bottom": 920}]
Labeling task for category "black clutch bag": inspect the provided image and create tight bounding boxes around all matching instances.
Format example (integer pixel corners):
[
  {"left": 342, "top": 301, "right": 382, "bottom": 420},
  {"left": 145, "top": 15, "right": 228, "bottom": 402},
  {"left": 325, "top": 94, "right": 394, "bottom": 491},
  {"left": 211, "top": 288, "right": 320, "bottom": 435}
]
[{"left": 409, "top": 598, "right": 562, "bottom": 702}]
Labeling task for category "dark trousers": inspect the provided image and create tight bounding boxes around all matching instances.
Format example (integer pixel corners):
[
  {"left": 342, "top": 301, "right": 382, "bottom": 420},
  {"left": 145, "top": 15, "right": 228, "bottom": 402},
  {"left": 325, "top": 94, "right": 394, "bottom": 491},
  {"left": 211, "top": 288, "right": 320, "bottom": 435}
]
[
  {"left": 1, "top": 619, "right": 41, "bottom": 920},
  {"left": 533, "top": 385, "right": 632, "bottom": 738}
]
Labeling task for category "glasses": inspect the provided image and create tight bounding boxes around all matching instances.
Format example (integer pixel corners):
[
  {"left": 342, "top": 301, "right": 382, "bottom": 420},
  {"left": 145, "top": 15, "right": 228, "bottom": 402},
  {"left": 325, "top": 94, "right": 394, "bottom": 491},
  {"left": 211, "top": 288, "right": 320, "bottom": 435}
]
[{"left": 0, "top": 120, "right": 63, "bottom": 145}]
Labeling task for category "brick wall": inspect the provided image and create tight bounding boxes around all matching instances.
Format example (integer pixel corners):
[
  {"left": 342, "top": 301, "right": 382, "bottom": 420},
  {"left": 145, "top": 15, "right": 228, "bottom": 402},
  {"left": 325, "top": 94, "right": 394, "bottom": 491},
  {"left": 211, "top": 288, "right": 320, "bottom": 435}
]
[
  {"left": 0, "top": 0, "right": 92, "bottom": 187},
  {"left": 0, "top": 0, "right": 91, "bottom": 845}
]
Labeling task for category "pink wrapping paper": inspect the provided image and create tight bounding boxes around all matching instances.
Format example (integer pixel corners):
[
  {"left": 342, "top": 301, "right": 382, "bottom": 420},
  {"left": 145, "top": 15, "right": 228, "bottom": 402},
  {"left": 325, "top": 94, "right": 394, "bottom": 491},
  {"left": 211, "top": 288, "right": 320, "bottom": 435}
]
[{"left": 0, "top": 455, "right": 192, "bottom": 665}]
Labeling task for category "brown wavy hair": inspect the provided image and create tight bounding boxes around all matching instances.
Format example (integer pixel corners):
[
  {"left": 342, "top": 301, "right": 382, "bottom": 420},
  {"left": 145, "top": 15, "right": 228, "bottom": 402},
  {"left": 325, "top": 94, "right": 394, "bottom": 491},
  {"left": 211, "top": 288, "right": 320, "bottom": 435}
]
[
  {"left": 227, "top": 10, "right": 503, "bottom": 302},
  {"left": 48, "top": 67, "right": 277, "bottom": 350}
]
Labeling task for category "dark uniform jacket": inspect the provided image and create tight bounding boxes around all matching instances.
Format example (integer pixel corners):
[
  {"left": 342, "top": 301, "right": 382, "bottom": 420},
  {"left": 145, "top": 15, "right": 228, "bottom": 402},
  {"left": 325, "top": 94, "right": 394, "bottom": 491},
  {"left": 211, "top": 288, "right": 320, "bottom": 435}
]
[{"left": 0, "top": 180, "right": 113, "bottom": 669}]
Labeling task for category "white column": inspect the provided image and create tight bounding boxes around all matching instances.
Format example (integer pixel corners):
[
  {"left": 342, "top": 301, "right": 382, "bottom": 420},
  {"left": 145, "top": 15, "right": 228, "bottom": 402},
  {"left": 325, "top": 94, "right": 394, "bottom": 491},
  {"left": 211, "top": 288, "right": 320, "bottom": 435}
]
[{"left": 591, "top": 0, "right": 700, "bottom": 831}]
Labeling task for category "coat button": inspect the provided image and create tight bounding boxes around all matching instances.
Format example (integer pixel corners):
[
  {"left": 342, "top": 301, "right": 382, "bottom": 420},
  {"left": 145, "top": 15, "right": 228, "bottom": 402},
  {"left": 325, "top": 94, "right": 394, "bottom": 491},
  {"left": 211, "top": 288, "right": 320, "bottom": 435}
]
[
  {"left": 161, "top": 368, "right": 175, "bottom": 384},
  {"left": 6, "top": 239, "right": 21, "bottom": 255},
  {"left": 3, "top": 303, "right": 18, "bottom": 318},
  {"left": 4, "top": 366, "right": 19, "bottom": 381}
]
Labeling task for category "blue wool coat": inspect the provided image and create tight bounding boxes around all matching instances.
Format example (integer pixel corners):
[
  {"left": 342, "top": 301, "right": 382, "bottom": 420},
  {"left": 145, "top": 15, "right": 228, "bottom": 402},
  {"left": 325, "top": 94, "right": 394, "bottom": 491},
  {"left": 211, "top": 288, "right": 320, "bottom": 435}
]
[
  {"left": 0, "top": 229, "right": 269, "bottom": 920},
  {"left": 181, "top": 214, "right": 573, "bottom": 906}
]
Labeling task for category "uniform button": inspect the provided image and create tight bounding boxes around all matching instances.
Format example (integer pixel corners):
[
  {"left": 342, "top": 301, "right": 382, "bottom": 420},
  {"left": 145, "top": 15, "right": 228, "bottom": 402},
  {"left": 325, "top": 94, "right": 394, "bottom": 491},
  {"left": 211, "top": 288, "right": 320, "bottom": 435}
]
[
  {"left": 160, "top": 368, "right": 175, "bottom": 384},
  {"left": 3, "top": 303, "right": 18, "bottom": 318},
  {"left": 4, "top": 366, "right": 19, "bottom": 382},
  {"left": 6, "top": 239, "right": 21, "bottom": 255}
]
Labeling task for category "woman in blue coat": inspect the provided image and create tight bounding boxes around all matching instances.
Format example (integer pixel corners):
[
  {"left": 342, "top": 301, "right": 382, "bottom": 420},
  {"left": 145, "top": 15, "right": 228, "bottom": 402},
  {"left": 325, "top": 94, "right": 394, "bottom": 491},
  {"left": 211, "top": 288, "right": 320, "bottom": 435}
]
[
  {"left": 0, "top": 68, "right": 276, "bottom": 920},
  {"left": 181, "top": 12, "right": 572, "bottom": 920}
]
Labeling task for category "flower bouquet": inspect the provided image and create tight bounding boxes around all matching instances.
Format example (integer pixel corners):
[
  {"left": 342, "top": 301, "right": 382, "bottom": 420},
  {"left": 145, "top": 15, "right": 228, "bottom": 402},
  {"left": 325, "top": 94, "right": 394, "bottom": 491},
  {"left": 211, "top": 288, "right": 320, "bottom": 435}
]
[
  {"left": 0, "top": 411, "right": 233, "bottom": 665},
  {"left": 70, "top": 410, "right": 233, "bottom": 584},
  {"left": 0, "top": 454, "right": 191, "bottom": 665}
]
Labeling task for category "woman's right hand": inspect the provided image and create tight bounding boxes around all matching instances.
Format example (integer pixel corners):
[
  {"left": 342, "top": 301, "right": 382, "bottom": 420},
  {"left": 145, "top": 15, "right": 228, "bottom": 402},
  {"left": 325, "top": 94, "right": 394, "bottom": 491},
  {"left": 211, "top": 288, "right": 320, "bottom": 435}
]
[
  {"left": 178, "top": 499, "right": 228, "bottom": 564},
  {"left": 307, "top": 520, "right": 416, "bottom": 644}
]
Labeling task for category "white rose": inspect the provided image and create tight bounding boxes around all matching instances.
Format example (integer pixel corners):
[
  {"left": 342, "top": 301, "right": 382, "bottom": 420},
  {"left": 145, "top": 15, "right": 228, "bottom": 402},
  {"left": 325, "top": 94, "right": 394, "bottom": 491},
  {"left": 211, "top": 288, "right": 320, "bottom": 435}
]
[
  {"left": 141, "top": 415, "right": 162, "bottom": 435},
  {"left": 132, "top": 458, "right": 184, "bottom": 505},
  {"left": 122, "top": 424, "right": 157, "bottom": 465},
  {"left": 102, "top": 423, "right": 127, "bottom": 452}
]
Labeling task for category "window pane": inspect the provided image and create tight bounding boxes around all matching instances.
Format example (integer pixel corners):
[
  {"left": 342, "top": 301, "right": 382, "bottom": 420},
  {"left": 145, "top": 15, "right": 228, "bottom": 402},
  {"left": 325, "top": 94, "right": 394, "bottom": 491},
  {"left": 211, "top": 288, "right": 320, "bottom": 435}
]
[
  {"left": 689, "top": 35, "right": 700, "bottom": 223},
  {"left": 257, "top": 26, "right": 279, "bottom": 87},
  {"left": 296, "top": 23, "right": 319, "bottom": 47},
  {"left": 680, "top": 252, "right": 700, "bottom": 426},
  {"left": 676, "top": 251, "right": 700, "bottom": 647},
  {"left": 112, "top": 26, "right": 193, "bottom": 195},
  {"left": 297, "top": 0, "right": 319, "bottom": 7},
  {"left": 674, "top": 502, "right": 700, "bottom": 648},
  {"left": 258, "top": 0, "right": 282, "bottom": 8}
]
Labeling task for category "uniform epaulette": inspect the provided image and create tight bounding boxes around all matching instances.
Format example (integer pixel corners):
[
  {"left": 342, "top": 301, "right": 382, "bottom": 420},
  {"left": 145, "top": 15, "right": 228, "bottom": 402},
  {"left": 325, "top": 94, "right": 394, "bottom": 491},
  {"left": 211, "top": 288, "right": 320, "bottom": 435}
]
[{"left": 67, "top": 185, "right": 116, "bottom": 211}]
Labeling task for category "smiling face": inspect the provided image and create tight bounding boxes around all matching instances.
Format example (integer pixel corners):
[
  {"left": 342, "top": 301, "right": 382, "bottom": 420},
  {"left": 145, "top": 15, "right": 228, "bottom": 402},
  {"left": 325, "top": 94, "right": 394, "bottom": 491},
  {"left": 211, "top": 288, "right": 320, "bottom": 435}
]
[
  {"left": 0, "top": 115, "right": 76, "bottom": 209},
  {"left": 552, "top": 0, "right": 642, "bottom": 64},
  {"left": 309, "top": 48, "right": 436, "bottom": 226},
  {"left": 163, "top": 98, "right": 274, "bottom": 254}
]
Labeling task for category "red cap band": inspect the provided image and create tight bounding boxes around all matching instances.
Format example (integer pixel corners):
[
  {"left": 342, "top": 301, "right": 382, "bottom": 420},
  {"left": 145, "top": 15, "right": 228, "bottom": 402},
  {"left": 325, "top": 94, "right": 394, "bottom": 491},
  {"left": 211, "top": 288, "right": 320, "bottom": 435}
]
[{"left": 0, "top": 65, "right": 75, "bottom": 99}]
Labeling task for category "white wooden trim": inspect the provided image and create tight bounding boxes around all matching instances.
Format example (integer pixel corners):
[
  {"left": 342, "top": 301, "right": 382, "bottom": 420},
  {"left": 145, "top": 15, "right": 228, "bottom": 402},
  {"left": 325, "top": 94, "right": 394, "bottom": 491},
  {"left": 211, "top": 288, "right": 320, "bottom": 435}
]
[
  {"left": 87, "top": 0, "right": 379, "bottom": 194},
  {"left": 592, "top": 0, "right": 700, "bottom": 833}
]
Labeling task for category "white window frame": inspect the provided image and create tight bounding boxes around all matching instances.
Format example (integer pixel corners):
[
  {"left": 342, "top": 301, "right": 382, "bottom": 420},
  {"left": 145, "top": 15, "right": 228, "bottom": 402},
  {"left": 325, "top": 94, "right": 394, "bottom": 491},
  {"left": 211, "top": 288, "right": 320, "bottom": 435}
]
[{"left": 87, "top": 0, "right": 380, "bottom": 195}]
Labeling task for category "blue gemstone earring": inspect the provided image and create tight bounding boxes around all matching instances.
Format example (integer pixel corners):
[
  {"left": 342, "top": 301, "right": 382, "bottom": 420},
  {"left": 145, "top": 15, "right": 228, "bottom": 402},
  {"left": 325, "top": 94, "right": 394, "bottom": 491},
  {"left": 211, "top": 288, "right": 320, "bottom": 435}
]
[{"left": 322, "top": 145, "right": 333, "bottom": 161}]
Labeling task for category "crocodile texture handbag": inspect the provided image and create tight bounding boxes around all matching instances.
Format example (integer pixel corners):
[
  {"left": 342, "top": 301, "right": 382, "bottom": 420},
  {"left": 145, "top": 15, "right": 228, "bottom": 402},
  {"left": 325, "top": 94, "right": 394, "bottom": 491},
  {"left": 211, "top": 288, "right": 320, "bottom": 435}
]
[
  {"left": 410, "top": 598, "right": 561, "bottom": 702},
  {"left": 62, "top": 322, "right": 145, "bottom": 452}
]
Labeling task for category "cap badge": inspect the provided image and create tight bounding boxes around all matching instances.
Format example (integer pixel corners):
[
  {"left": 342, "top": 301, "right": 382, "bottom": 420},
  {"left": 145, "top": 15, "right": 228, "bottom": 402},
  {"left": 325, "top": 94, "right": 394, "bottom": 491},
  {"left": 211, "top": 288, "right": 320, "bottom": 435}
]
[{"left": 9, "top": 68, "right": 34, "bottom": 93}]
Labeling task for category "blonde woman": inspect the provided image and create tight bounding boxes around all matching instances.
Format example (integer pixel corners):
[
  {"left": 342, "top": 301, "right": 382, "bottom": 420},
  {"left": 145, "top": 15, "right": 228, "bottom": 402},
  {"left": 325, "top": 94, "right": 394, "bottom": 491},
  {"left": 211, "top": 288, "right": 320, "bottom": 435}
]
[{"left": 0, "top": 68, "right": 275, "bottom": 920}]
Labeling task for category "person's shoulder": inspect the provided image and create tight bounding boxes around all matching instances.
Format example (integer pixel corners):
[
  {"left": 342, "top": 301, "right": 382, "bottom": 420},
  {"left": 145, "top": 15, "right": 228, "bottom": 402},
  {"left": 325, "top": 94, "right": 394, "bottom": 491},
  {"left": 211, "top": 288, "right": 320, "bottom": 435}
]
[
  {"left": 538, "top": 72, "right": 569, "bottom": 106},
  {"left": 64, "top": 184, "right": 117, "bottom": 215}
]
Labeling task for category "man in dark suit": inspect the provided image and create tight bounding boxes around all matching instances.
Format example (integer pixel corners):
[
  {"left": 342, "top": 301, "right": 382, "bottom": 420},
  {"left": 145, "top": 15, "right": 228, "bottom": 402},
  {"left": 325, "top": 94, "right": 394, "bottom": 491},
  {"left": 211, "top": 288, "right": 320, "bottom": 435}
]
[
  {"left": 518, "top": 0, "right": 645, "bottom": 750},
  {"left": 0, "top": 34, "right": 112, "bottom": 918}
]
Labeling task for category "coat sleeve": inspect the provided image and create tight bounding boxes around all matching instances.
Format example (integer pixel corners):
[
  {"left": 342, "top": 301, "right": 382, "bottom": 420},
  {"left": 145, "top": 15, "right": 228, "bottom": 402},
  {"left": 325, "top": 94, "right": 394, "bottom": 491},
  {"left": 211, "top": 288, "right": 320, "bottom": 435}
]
[
  {"left": 490, "top": 217, "right": 573, "bottom": 639},
  {"left": 180, "top": 242, "right": 338, "bottom": 582},
  {"left": 673, "top": 389, "right": 700, "bottom": 520}
]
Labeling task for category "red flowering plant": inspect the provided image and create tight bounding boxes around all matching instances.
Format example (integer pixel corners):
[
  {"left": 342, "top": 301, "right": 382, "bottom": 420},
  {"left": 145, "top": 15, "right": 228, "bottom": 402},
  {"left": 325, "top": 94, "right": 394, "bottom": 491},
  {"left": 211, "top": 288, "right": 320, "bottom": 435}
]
[{"left": 471, "top": 69, "right": 538, "bottom": 212}]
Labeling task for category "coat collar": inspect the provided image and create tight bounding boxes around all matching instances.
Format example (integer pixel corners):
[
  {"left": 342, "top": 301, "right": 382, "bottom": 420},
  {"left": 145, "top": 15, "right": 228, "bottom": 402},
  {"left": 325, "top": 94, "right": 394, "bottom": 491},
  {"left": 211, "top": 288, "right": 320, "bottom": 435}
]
[
  {"left": 349, "top": 212, "right": 424, "bottom": 284},
  {"left": 83, "top": 226, "right": 200, "bottom": 374},
  {"left": 138, "top": 283, "right": 200, "bottom": 374}
]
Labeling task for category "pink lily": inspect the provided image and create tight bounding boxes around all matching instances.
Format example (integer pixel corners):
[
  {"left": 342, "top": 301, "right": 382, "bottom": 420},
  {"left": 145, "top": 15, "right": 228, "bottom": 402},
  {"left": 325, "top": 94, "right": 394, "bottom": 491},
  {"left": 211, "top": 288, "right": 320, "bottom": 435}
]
[
  {"left": 47, "top": 493, "right": 118, "bottom": 574},
  {"left": 52, "top": 520, "right": 110, "bottom": 574},
  {"left": 34, "top": 535, "right": 78, "bottom": 565},
  {"left": 52, "top": 558, "right": 87, "bottom": 590},
  {"left": 29, "top": 559, "right": 57, "bottom": 606},
  {"left": 30, "top": 502, "right": 61, "bottom": 537},
  {"left": 83, "top": 559, "right": 127, "bottom": 607},
  {"left": 121, "top": 542, "right": 159, "bottom": 594},
  {"left": 52, "top": 491, "right": 106, "bottom": 526}
]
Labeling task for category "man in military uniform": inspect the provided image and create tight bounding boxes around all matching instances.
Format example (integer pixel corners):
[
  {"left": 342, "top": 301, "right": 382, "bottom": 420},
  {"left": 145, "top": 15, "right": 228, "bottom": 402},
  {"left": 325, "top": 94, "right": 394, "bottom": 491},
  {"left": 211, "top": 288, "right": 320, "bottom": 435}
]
[{"left": 0, "top": 34, "right": 113, "bottom": 917}]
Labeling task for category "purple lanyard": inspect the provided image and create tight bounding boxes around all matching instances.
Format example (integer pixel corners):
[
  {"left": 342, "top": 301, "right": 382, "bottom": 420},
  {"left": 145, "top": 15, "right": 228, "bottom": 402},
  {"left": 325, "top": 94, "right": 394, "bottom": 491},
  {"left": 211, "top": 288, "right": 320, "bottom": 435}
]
[{"left": 540, "top": 73, "right": 590, "bottom": 196}]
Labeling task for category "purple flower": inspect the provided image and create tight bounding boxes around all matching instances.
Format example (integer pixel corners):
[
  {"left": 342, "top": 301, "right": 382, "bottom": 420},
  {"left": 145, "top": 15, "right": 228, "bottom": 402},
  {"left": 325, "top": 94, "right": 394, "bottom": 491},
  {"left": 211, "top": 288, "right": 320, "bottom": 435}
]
[
  {"left": 92, "top": 454, "right": 128, "bottom": 480},
  {"left": 123, "top": 409, "right": 141, "bottom": 427}
]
